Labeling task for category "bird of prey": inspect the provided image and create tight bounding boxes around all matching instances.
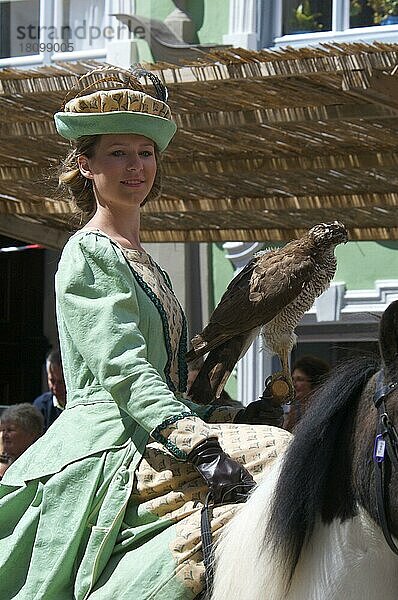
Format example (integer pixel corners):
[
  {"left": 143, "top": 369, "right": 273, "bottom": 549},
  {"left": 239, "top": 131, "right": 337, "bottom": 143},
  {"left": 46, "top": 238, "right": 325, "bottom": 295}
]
[{"left": 186, "top": 221, "right": 348, "bottom": 405}]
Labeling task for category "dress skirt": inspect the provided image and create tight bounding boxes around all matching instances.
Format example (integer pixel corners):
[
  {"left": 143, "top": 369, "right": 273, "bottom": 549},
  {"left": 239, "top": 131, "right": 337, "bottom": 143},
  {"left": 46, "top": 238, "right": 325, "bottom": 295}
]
[{"left": 0, "top": 422, "right": 291, "bottom": 600}]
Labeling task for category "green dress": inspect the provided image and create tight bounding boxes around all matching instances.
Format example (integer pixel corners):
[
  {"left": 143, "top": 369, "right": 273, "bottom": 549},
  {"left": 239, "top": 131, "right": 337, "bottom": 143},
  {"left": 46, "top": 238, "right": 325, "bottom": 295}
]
[{"left": 0, "top": 230, "right": 291, "bottom": 600}]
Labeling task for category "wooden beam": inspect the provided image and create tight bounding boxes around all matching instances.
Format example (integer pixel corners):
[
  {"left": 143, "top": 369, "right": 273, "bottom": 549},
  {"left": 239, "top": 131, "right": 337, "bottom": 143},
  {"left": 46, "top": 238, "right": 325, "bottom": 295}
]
[{"left": 0, "top": 214, "right": 68, "bottom": 249}]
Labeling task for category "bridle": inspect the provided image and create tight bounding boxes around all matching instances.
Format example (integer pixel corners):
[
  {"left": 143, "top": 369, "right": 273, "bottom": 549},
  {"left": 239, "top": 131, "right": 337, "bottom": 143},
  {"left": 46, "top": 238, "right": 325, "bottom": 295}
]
[{"left": 372, "top": 369, "right": 398, "bottom": 555}]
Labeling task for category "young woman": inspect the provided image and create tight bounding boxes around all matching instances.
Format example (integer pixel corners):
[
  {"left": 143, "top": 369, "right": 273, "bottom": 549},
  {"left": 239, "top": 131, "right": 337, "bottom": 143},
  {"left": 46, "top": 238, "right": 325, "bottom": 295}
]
[{"left": 0, "top": 67, "right": 291, "bottom": 600}]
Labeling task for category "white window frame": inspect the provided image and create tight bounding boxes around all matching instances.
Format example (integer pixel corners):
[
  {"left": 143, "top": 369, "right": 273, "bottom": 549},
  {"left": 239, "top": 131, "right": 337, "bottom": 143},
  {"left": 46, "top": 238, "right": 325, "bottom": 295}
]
[
  {"left": 0, "top": 0, "right": 45, "bottom": 67},
  {"left": 0, "top": 0, "right": 117, "bottom": 68},
  {"left": 272, "top": 0, "right": 398, "bottom": 48}
]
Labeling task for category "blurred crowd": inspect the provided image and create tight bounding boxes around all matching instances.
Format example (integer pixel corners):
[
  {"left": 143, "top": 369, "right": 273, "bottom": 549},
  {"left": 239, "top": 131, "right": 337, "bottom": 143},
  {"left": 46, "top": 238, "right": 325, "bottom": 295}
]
[{"left": 0, "top": 350, "right": 66, "bottom": 479}]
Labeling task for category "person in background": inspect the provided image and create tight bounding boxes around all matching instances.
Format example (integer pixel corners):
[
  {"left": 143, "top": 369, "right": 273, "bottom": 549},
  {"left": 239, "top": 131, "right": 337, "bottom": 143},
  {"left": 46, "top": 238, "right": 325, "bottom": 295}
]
[
  {"left": 0, "top": 403, "right": 44, "bottom": 478},
  {"left": 284, "top": 355, "right": 330, "bottom": 432},
  {"left": 33, "top": 349, "right": 66, "bottom": 430}
]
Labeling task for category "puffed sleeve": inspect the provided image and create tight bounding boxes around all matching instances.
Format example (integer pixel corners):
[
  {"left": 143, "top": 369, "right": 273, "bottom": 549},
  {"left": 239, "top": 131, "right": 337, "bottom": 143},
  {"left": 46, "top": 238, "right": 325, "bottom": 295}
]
[{"left": 56, "top": 233, "right": 216, "bottom": 459}]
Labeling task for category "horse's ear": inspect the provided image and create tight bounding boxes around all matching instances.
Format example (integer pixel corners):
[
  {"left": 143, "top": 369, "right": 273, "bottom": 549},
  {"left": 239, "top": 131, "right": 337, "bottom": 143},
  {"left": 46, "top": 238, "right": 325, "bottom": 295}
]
[{"left": 379, "top": 300, "right": 398, "bottom": 376}]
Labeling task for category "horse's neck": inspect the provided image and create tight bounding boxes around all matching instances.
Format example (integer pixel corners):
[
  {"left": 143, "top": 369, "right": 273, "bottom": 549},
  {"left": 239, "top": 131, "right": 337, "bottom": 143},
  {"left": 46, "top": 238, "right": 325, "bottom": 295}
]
[
  {"left": 287, "top": 509, "right": 398, "bottom": 600},
  {"left": 212, "top": 463, "right": 398, "bottom": 600}
]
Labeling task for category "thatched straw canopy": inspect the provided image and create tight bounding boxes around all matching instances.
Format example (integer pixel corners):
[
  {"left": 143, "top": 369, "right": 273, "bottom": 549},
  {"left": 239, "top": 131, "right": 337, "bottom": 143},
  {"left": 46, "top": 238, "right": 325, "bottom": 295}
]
[{"left": 2, "top": 42, "right": 398, "bottom": 247}]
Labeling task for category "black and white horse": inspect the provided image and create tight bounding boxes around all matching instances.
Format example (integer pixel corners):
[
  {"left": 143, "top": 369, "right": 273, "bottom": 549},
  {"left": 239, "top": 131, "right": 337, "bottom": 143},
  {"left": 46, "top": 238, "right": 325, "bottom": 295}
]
[{"left": 211, "top": 301, "right": 398, "bottom": 600}]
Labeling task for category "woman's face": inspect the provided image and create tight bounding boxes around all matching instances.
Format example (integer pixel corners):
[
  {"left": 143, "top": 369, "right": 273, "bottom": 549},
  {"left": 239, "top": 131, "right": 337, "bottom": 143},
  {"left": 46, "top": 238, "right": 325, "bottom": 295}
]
[
  {"left": 292, "top": 368, "right": 313, "bottom": 401},
  {"left": 78, "top": 133, "right": 157, "bottom": 210},
  {"left": 1, "top": 421, "right": 37, "bottom": 459}
]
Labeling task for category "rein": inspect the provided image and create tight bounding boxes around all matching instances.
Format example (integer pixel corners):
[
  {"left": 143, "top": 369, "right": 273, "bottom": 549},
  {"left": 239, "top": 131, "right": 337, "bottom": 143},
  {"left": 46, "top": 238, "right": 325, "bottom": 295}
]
[
  {"left": 200, "top": 493, "right": 214, "bottom": 598},
  {"left": 200, "top": 487, "right": 252, "bottom": 598},
  {"left": 372, "top": 369, "right": 398, "bottom": 555}
]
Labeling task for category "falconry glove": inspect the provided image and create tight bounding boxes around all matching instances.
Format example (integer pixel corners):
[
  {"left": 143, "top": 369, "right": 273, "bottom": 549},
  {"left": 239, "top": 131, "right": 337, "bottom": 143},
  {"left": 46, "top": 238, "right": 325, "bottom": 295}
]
[
  {"left": 188, "top": 438, "right": 255, "bottom": 505},
  {"left": 233, "top": 375, "right": 286, "bottom": 427}
]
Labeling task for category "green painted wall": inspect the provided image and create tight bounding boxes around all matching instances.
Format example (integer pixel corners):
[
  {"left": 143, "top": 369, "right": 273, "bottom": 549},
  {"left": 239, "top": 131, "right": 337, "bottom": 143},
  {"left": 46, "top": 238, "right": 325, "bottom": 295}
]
[
  {"left": 136, "top": 0, "right": 175, "bottom": 21},
  {"left": 335, "top": 241, "right": 398, "bottom": 289},
  {"left": 136, "top": 0, "right": 229, "bottom": 44},
  {"left": 210, "top": 243, "right": 237, "bottom": 398},
  {"left": 192, "top": 0, "right": 230, "bottom": 44},
  {"left": 210, "top": 243, "right": 235, "bottom": 310}
]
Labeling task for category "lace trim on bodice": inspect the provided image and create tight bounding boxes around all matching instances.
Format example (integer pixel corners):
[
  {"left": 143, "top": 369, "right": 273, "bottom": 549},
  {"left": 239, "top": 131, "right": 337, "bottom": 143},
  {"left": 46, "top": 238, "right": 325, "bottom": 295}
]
[{"left": 122, "top": 248, "right": 187, "bottom": 392}]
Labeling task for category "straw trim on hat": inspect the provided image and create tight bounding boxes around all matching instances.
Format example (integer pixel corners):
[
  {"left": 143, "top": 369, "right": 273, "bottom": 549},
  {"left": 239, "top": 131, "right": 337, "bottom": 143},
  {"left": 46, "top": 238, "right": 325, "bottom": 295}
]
[{"left": 54, "top": 67, "right": 177, "bottom": 152}]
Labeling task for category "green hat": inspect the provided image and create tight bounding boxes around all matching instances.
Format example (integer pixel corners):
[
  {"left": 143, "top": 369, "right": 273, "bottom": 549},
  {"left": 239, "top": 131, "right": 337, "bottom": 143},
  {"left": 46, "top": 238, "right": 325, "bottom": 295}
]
[{"left": 54, "top": 67, "right": 177, "bottom": 152}]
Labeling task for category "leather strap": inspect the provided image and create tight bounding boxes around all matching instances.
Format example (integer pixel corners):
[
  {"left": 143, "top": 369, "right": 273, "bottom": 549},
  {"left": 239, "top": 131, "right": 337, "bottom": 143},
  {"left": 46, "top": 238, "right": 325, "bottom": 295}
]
[
  {"left": 373, "top": 371, "right": 398, "bottom": 555},
  {"left": 201, "top": 494, "right": 214, "bottom": 596},
  {"left": 375, "top": 455, "right": 398, "bottom": 555}
]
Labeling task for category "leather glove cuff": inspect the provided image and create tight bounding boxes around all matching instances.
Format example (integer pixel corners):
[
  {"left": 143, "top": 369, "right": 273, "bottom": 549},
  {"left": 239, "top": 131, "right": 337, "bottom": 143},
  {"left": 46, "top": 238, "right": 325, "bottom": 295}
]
[{"left": 187, "top": 438, "right": 255, "bottom": 504}]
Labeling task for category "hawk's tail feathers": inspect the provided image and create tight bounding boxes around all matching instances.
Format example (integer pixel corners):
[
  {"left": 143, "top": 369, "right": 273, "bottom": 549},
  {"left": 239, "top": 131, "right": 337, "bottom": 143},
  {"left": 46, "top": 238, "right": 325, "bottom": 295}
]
[
  {"left": 215, "top": 370, "right": 232, "bottom": 400},
  {"left": 188, "top": 367, "right": 214, "bottom": 405},
  {"left": 209, "top": 336, "right": 246, "bottom": 399},
  {"left": 186, "top": 335, "right": 208, "bottom": 363},
  {"left": 186, "top": 348, "right": 198, "bottom": 363},
  {"left": 191, "top": 334, "right": 207, "bottom": 353},
  {"left": 187, "top": 331, "right": 232, "bottom": 362}
]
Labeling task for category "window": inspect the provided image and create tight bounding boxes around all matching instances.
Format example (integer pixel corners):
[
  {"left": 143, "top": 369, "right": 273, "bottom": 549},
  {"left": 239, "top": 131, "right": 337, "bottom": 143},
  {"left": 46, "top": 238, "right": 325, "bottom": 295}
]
[
  {"left": 0, "top": 0, "right": 40, "bottom": 59},
  {"left": 353, "top": 0, "right": 398, "bottom": 26},
  {"left": 280, "top": 0, "right": 398, "bottom": 39},
  {"left": 349, "top": 0, "right": 377, "bottom": 28},
  {"left": 283, "top": 0, "right": 332, "bottom": 35},
  {"left": 53, "top": 0, "right": 107, "bottom": 52},
  {"left": 0, "top": 0, "right": 112, "bottom": 62}
]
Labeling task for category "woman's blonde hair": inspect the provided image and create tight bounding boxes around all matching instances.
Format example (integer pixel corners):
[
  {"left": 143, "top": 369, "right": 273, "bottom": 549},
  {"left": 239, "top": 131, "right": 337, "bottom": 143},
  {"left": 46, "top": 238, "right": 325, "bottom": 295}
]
[{"left": 58, "top": 135, "right": 162, "bottom": 225}]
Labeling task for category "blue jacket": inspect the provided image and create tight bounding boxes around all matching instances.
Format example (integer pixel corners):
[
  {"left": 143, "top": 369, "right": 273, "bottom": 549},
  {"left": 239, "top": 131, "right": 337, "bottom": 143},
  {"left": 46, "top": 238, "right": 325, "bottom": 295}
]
[{"left": 33, "top": 392, "right": 63, "bottom": 431}]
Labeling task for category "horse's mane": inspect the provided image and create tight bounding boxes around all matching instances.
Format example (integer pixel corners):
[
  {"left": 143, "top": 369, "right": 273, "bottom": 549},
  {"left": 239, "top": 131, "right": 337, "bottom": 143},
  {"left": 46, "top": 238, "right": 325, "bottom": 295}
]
[{"left": 264, "top": 354, "right": 380, "bottom": 587}]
